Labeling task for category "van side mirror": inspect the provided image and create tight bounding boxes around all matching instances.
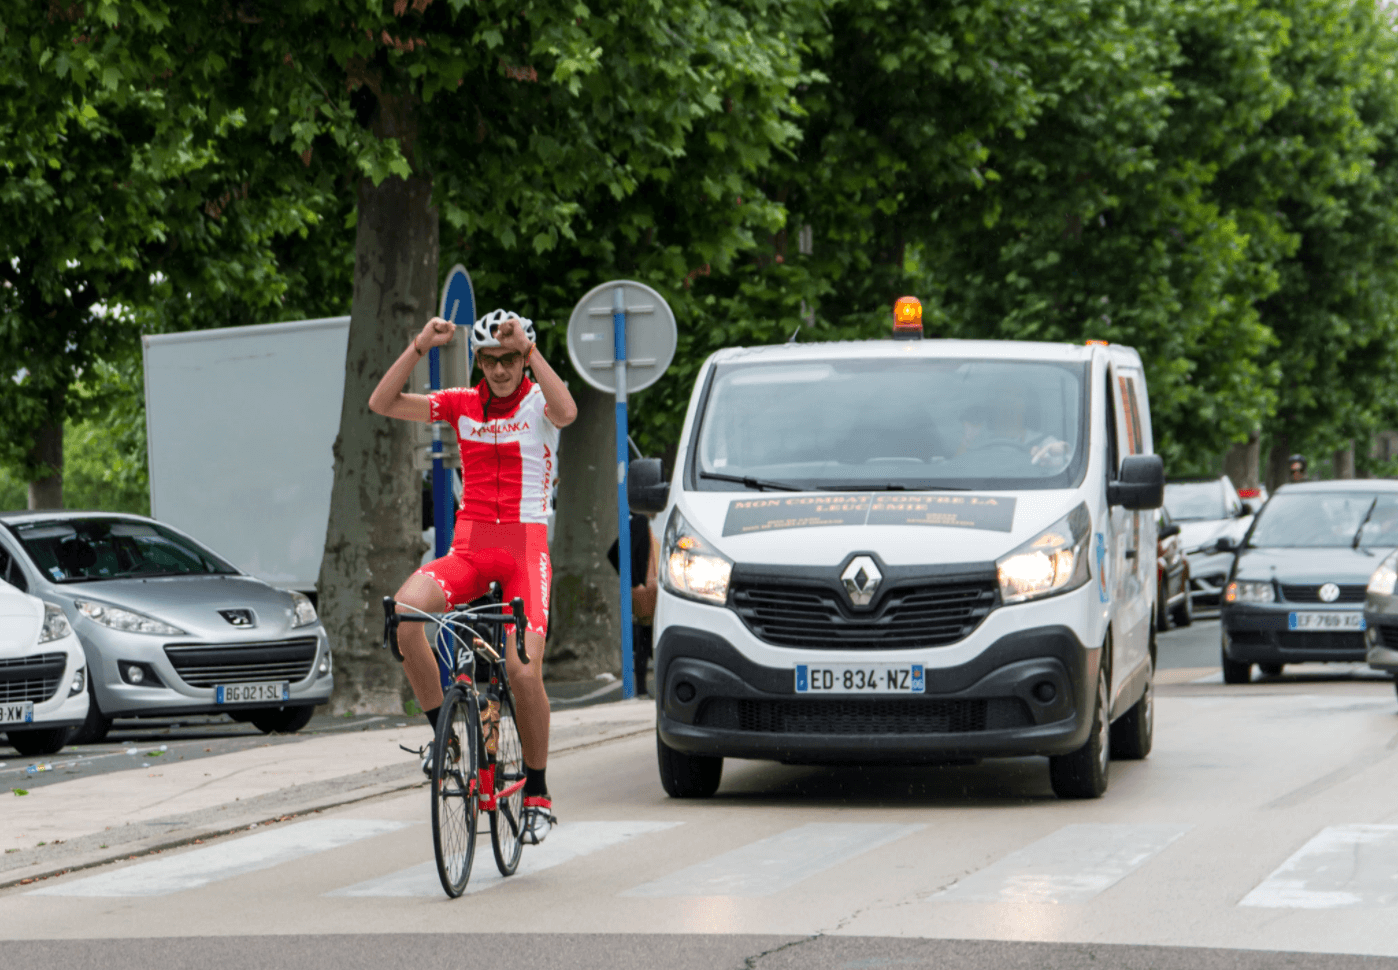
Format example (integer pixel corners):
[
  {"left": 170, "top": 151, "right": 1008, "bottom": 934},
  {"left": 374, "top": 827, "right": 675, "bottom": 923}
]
[
  {"left": 1108, "top": 454, "right": 1164, "bottom": 510},
  {"left": 1214, "top": 536, "right": 1236, "bottom": 554},
  {"left": 1159, "top": 522, "right": 1181, "bottom": 539},
  {"left": 628, "top": 458, "right": 669, "bottom": 515}
]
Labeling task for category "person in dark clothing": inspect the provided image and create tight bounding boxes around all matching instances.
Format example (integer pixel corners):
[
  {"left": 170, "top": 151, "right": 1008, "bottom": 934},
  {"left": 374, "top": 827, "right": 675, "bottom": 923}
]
[{"left": 608, "top": 512, "right": 659, "bottom": 696}]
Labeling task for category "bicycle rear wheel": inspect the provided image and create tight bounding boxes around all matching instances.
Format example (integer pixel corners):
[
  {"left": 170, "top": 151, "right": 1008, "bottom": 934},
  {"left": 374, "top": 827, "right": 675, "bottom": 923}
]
[
  {"left": 490, "top": 687, "right": 526, "bottom": 876},
  {"left": 432, "top": 686, "right": 480, "bottom": 898}
]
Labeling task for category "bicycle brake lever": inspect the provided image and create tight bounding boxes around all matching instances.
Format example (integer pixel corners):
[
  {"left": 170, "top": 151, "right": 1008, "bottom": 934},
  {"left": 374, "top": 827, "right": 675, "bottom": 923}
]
[
  {"left": 382, "top": 596, "right": 403, "bottom": 662},
  {"left": 510, "top": 597, "right": 529, "bottom": 664}
]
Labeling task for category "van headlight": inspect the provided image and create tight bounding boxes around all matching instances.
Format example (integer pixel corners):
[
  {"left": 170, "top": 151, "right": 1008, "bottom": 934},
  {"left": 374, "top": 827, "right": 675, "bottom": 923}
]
[
  {"left": 662, "top": 508, "right": 733, "bottom": 606},
  {"left": 1369, "top": 552, "right": 1398, "bottom": 596},
  {"left": 996, "top": 504, "right": 1091, "bottom": 605},
  {"left": 74, "top": 599, "right": 186, "bottom": 635},
  {"left": 39, "top": 603, "right": 73, "bottom": 643},
  {"left": 290, "top": 590, "right": 318, "bottom": 627}
]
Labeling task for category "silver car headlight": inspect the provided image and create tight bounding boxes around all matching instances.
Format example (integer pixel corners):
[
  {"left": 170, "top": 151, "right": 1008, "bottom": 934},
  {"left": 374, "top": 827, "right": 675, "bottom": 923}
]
[
  {"left": 662, "top": 507, "right": 733, "bottom": 606},
  {"left": 290, "top": 590, "right": 318, "bottom": 627},
  {"left": 39, "top": 603, "right": 73, "bottom": 643},
  {"left": 1225, "top": 580, "right": 1274, "bottom": 604},
  {"left": 996, "top": 504, "right": 1092, "bottom": 605},
  {"left": 1369, "top": 552, "right": 1398, "bottom": 596},
  {"left": 74, "top": 599, "right": 186, "bottom": 635}
]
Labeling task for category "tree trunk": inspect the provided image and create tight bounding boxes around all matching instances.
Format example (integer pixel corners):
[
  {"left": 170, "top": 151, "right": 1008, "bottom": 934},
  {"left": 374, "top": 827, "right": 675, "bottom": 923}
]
[
  {"left": 317, "top": 175, "right": 438, "bottom": 714},
  {"left": 1265, "top": 435, "right": 1292, "bottom": 492},
  {"left": 1222, "top": 431, "right": 1260, "bottom": 493},
  {"left": 27, "top": 420, "right": 63, "bottom": 510},
  {"left": 546, "top": 381, "right": 622, "bottom": 680},
  {"left": 1333, "top": 442, "right": 1355, "bottom": 479}
]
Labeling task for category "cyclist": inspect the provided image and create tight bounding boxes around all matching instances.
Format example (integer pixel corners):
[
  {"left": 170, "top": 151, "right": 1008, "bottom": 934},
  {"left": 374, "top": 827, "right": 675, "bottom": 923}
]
[{"left": 368, "top": 309, "right": 577, "bottom": 844}]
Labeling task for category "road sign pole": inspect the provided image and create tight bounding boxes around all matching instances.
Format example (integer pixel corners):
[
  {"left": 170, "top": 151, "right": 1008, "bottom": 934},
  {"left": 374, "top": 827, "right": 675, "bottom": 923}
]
[
  {"left": 613, "top": 285, "right": 636, "bottom": 701},
  {"left": 429, "top": 347, "right": 451, "bottom": 559}
]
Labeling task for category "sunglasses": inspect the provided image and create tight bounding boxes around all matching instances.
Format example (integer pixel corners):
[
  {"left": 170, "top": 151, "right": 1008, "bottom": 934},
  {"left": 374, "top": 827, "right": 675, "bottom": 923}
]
[{"left": 478, "top": 352, "right": 523, "bottom": 368}]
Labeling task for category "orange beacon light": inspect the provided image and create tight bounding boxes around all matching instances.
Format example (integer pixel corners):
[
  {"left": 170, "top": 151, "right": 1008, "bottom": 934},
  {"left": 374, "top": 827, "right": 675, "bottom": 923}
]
[{"left": 892, "top": 296, "right": 923, "bottom": 340}]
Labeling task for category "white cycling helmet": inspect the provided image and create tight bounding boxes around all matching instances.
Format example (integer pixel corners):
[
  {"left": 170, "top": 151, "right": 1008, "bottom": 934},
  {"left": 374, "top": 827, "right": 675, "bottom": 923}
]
[{"left": 472, "top": 309, "right": 536, "bottom": 351}]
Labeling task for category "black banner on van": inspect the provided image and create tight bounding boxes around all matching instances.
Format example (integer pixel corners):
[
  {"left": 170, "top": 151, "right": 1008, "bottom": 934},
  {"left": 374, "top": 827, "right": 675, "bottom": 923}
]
[{"left": 722, "top": 494, "right": 1016, "bottom": 536}]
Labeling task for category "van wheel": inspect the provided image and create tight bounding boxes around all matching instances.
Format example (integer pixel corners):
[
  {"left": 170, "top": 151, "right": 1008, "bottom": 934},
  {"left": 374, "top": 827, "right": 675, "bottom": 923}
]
[
  {"left": 250, "top": 705, "right": 316, "bottom": 734},
  {"left": 1110, "top": 659, "right": 1153, "bottom": 760},
  {"left": 1155, "top": 589, "right": 1173, "bottom": 633},
  {"left": 7, "top": 726, "right": 72, "bottom": 757},
  {"left": 1050, "top": 662, "right": 1109, "bottom": 799},
  {"left": 656, "top": 730, "right": 722, "bottom": 798}
]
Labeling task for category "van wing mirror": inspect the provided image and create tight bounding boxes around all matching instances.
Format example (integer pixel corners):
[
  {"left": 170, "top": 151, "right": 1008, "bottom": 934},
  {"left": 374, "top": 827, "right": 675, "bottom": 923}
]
[
  {"left": 1108, "top": 454, "right": 1164, "bottom": 510},
  {"left": 628, "top": 458, "right": 669, "bottom": 515}
]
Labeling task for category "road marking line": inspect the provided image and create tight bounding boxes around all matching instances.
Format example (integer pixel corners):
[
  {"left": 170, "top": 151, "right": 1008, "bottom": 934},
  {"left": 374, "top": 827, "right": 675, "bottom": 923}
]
[
  {"left": 327, "top": 820, "right": 680, "bottom": 897},
  {"left": 1240, "top": 825, "right": 1398, "bottom": 908},
  {"left": 621, "top": 822, "right": 922, "bottom": 898},
  {"left": 29, "top": 819, "right": 412, "bottom": 897},
  {"left": 930, "top": 823, "right": 1190, "bottom": 904}
]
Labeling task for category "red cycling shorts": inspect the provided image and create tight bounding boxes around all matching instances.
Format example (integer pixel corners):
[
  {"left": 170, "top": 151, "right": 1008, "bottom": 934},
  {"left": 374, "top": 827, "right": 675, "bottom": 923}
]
[{"left": 415, "top": 519, "right": 551, "bottom": 637}]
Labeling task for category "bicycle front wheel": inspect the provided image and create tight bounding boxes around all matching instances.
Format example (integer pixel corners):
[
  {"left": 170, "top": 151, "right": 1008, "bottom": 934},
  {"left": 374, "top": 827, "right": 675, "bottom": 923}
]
[
  {"left": 432, "top": 686, "right": 480, "bottom": 898},
  {"left": 491, "top": 687, "right": 526, "bottom": 876}
]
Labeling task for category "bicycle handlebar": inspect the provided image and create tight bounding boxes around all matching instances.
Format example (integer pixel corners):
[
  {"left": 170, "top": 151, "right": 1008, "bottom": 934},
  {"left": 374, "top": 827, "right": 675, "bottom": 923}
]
[{"left": 381, "top": 596, "right": 529, "bottom": 665}]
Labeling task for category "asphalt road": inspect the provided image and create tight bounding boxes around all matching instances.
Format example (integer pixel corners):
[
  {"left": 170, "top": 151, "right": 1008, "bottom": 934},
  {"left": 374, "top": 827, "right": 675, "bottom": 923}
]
[{"left": 8, "top": 620, "right": 1398, "bottom": 968}]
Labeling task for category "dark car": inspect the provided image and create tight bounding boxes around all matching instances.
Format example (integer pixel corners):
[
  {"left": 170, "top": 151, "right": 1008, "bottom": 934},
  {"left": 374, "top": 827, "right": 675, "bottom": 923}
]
[
  {"left": 1362, "top": 548, "right": 1398, "bottom": 701},
  {"left": 1156, "top": 507, "right": 1191, "bottom": 631},
  {"left": 1219, "top": 480, "right": 1398, "bottom": 684}
]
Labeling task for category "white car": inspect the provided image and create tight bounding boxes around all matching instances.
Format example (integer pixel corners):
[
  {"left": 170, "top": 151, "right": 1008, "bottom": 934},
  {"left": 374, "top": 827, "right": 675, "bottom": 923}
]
[{"left": 0, "top": 578, "right": 88, "bottom": 756}]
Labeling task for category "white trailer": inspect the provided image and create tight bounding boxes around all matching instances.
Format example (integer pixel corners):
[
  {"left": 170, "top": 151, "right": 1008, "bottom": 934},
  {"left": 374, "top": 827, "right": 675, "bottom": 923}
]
[{"left": 142, "top": 317, "right": 496, "bottom": 593}]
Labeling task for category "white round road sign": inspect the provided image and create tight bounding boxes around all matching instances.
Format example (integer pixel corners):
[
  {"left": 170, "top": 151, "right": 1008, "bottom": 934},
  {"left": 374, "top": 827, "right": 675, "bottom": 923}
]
[{"left": 566, "top": 280, "right": 677, "bottom": 394}]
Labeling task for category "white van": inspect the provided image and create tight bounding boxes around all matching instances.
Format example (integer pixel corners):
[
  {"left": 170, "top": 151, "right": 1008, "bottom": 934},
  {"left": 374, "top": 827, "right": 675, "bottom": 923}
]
[{"left": 628, "top": 320, "right": 1164, "bottom": 800}]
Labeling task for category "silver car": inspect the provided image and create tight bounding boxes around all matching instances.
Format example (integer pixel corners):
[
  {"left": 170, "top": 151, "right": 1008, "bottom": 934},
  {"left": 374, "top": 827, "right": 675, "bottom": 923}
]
[
  {"left": 1164, "top": 476, "right": 1255, "bottom": 609},
  {"left": 0, "top": 511, "right": 332, "bottom": 742}
]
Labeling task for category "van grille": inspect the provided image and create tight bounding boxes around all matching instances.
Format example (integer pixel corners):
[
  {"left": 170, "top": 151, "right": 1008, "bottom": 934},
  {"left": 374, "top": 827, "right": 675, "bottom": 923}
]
[
  {"left": 695, "top": 697, "right": 1031, "bottom": 735},
  {"left": 164, "top": 638, "right": 317, "bottom": 688},
  {"left": 0, "top": 652, "right": 65, "bottom": 704},
  {"left": 730, "top": 579, "right": 996, "bottom": 650}
]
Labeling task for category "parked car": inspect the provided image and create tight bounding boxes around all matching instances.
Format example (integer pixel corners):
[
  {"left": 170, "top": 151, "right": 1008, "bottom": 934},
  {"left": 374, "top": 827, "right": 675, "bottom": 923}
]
[
  {"left": 1164, "top": 476, "right": 1254, "bottom": 609},
  {"left": 1220, "top": 480, "right": 1398, "bottom": 684},
  {"left": 1364, "top": 550, "right": 1398, "bottom": 701},
  {"left": 1156, "top": 507, "right": 1191, "bottom": 631},
  {"left": 0, "top": 577, "right": 88, "bottom": 756},
  {"left": 0, "top": 512, "right": 333, "bottom": 743}
]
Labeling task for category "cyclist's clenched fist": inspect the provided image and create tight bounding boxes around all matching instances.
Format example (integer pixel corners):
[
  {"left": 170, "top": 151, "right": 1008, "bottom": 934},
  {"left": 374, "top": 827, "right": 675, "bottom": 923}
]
[{"left": 417, "top": 317, "right": 455, "bottom": 352}]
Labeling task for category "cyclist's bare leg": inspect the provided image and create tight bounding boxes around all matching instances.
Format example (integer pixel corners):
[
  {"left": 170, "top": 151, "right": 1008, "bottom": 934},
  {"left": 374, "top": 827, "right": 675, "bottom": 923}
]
[
  {"left": 505, "top": 628, "right": 549, "bottom": 769},
  {"left": 394, "top": 573, "right": 448, "bottom": 712}
]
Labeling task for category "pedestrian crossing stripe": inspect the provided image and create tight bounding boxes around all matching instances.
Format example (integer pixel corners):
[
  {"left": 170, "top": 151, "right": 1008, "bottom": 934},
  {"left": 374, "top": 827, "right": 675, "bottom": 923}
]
[
  {"left": 327, "top": 821, "right": 681, "bottom": 897},
  {"left": 29, "top": 819, "right": 413, "bottom": 898},
  {"left": 1240, "top": 824, "right": 1398, "bottom": 909}
]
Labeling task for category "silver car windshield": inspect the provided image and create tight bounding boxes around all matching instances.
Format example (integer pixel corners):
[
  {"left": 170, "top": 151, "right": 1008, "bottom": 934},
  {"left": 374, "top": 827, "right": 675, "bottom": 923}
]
[
  {"left": 1249, "top": 493, "right": 1398, "bottom": 548},
  {"left": 1164, "top": 481, "right": 1231, "bottom": 520},
  {"left": 692, "top": 357, "right": 1089, "bottom": 491},
  {"left": 11, "top": 518, "right": 238, "bottom": 583}
]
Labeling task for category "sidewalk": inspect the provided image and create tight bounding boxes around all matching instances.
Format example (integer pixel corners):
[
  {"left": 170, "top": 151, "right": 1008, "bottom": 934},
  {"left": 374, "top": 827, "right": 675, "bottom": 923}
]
[{"left": 1, "top": 698, "right": 655, "bottom": 888}]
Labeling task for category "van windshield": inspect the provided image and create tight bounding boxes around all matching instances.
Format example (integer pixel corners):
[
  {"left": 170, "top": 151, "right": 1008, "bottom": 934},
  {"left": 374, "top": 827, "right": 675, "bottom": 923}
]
[{"left": 692, "top": 357, "right": 1090, "bottom": 491}]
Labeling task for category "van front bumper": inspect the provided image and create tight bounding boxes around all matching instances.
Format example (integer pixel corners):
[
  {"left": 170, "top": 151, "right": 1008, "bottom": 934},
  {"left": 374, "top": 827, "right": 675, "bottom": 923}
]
[{"left": 656, "top": 624, "right": 1097, "bottom": 764}]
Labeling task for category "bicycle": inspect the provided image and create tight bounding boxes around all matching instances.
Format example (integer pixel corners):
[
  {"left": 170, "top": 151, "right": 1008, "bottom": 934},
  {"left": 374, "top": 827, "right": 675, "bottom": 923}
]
[{"left": 382, "top": 593, "right": 531, "bottom": 898}]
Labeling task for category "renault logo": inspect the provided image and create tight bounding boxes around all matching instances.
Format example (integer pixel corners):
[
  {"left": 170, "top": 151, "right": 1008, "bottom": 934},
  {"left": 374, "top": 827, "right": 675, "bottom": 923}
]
[
  {"left": 1318, "top": 583, "right": 1341, "bottom": 603},
  {"left": 219, "top": 609, "right": 256, "bottom": 627},
  {"left": 841, "top": 556, "right": 883, "bottom": 607}
]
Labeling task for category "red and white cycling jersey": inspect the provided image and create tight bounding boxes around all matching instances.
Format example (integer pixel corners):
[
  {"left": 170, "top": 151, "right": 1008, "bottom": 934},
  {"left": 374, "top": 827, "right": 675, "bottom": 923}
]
[{"left": 429, "top": 377, "right": 559, "bottom": 525}]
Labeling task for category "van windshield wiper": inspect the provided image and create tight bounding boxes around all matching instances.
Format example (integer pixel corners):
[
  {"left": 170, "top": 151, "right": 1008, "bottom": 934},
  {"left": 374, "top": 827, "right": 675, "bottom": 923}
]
[
  {"left": 700, "top": 471, "right": 803, "bottom": 492},
  {"left": 815, "top": 483, "right": 971, "bottom": 492}
]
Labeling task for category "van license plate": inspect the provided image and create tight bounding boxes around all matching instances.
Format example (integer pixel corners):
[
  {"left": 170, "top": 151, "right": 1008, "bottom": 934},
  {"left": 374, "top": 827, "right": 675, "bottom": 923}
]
[
  {"left": 1288, "top": 612, "right": 1365, "bottom": 631},
  {"left": 216, "top": 682, "right": 289, "bottom": 704},
  {"left": 0, "top": 701, "right": 34, "bottom": 727},
  {"left": 795, "top": 664, "right": 925, "bottom": 694}
]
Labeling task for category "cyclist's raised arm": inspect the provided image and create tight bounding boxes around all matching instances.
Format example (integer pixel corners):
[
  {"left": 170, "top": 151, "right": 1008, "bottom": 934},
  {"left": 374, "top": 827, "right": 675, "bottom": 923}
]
[
  {"left": 495, "top": 318, "right": 577, "bottom": 428},
  {"left": 369, "top": 317, "right": 455, "bottom": 422}
]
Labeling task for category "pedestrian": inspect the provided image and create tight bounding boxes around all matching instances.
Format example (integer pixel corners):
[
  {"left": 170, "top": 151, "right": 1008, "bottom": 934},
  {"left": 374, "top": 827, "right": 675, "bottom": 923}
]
[
  {"left": 608, "top": 512, "right": 659, "bottom": 696},
  {"left": 1288, "top": 454, "right": 1308, "bottom": 483}
]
